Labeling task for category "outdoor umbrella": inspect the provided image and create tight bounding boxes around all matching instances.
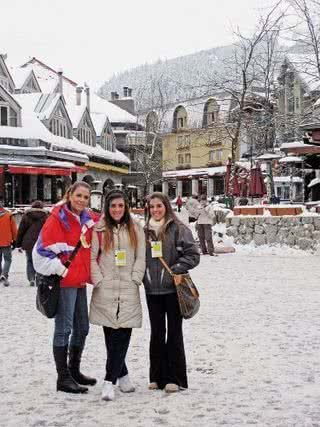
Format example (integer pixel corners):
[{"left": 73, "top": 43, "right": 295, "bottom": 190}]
[{"left": 249, "top": 162, "right": 266, "bottom": 197}]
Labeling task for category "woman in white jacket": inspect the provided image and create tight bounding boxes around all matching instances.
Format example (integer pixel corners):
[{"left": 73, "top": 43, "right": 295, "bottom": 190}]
[{"left": 90, "top": 190, "right": 146, "bottom": 401}]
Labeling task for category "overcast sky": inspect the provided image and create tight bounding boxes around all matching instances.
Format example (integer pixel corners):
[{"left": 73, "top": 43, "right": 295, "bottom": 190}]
[{"left": 1, "top": 0, "right": 283, "bottom": 88}]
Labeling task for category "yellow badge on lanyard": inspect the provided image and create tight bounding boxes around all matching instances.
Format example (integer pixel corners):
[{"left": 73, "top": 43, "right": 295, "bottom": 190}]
[
  {"left": 151, "top": 241, "right": 163, "bottom": 258},
  {"left": 80, "top": 234, "right": 91, "bottom": 248},
  {"left": 115, "top": 249, "right": 127, "bottom": 266}
]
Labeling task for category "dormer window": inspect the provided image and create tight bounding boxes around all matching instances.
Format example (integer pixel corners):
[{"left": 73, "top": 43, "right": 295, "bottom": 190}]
[
  {"left": 203, "top": 99, "right": 219, "bottom": 127},
  {"left": 173, "top": 106, "right": 187, "bottom": 131}
]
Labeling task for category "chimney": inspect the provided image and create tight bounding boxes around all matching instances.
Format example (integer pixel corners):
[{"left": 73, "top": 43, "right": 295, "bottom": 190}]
[
  {"left": 123, "top": 86, "right": 128, "bottom": 97},
  {"left": 128, "top": 88, "right": 133, "bottom": 97},
  {"left": 84, "top": 84, "right": 90, "bottom": 112},
  {"left": 111, "top": 91, "right": 118, "bottom": 101},
  {"left": 76, "top": 86, "right": 83, "bottom": 106},
  {"left": 57, "top": 68, "right": 63, "bottom": 94}
]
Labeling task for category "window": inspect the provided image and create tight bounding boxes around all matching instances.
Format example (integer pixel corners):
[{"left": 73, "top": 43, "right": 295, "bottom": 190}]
[
  {"left": 177, "top": 135, "right": 184, "bottom": 148},
  {"left": 209, "top": 149, "right": 222, "bottom": 161},
  {"left": 295, "top": 96, "right": 300, "bottom": 110},
  {"left": 185, "top": 135, "right": 191, "bottom": 147},
  {"left": 185, "top": 153, "right": 191, "bottom": 163},
  {"left": 178, "top": 154, "right": 184, "bottom": 164},
  {"left": 203, "top": 99, "right": 219, "bottom": 127},
  {"left": 173, "top": 106, "right": 187, "bottom": 130},
  {"left": 9, "top": 108, "right": 17, "bottom": 126},
  {"left": 0, "top": 106, "right": 8, "bottom": 125}
]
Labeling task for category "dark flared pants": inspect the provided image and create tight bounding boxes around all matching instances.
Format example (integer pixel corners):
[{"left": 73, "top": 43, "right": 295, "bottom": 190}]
[
  {"left": 146, "top": 293, "right": 188, "bottom": 389},
  {"left": 103, "top": 327, "right": 132, "bottom": 384}
]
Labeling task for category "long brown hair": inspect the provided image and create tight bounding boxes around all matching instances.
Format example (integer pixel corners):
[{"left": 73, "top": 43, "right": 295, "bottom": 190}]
[
  {"left": 103, "top": 190, "right": 137, "bottom": 252},
  {"left": 147, "top": 192, "right": 181, "bottom": 240}
]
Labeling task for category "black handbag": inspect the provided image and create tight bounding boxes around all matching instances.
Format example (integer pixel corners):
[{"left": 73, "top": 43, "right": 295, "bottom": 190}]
[
  {"left": 159, "top": 257, "right": 200, "bottom": 320},
  {"left": 35, "top": 239, "right": 83, "bottom": 318}
]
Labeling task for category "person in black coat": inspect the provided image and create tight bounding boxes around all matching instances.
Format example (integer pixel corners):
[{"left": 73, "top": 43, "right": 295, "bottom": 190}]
[
  {"left": 144, "top": 192, "right": 200, "bottom": 393},
  {"left": 16, "top": 200, "right": 49, "bottom": 286}
]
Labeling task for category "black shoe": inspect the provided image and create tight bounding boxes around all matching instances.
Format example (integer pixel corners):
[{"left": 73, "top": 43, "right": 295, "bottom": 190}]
[
  {"left": 69, "top": 346, "right": 97, "bottom": 386},
  {"left": 57, "top": 373, "right": 88, "bottom": 393},
  {"left": 53, "top": 346, "right": 89, "bottom": 393}
]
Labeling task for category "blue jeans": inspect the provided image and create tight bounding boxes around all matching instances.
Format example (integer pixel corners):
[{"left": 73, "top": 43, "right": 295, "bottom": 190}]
[
  {"left": 0, "top": 246, "right": 12, "bottom": 278},
  {"left": 53, "top": 287, "right": 89, "bottom": 348},
  {"left": 26, "top": 250, "right": 35, "bottom": 282}
]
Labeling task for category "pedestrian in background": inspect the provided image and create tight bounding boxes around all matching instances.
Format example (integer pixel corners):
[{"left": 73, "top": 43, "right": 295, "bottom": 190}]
[
  {"left": 196, "top": 195, "right": 216, "bottom": 256},
  {"left": 33, "top": 182, "right": 97, "bottom": 394},
  {"left": 90, "top": 190, "right": 145, "bottom": 401},
  {"left": 0, "top": 198, "right": 17, "bottom": 287},
  {"left": 176, "top": 195, "right": 183, "bottom": 212},
  {"left": 16, "top": 200, "right": 49, "bottom": 286},
  {"left": 144, "top": 192, "right": 200, "bottom": 393}
]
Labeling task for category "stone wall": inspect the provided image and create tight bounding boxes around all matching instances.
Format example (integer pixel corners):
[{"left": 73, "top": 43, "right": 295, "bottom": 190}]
[{"left": 226, "top": 215, "right": 320, "bottom": 250}]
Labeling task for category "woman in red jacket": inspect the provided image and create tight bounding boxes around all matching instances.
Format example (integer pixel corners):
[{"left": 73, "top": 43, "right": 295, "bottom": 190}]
[{"left": 33, "top": 182, "right": 96, "bottom": 394}]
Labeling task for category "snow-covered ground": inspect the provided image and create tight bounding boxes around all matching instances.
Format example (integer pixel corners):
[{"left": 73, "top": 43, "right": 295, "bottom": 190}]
[{"left": 1, "top": 245, "right": 320, "bottom": 427}]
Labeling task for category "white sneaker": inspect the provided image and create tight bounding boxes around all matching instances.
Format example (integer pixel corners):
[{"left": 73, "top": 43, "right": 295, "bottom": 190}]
[
  {"left": 164, "top": 383, "right": 179, "bottom": 393},
  {"left": 101, "top": 381, "right": 115, "bottom": 401},
  {"left": 118, "top": 374, "right": 135, "bottom": 393}
]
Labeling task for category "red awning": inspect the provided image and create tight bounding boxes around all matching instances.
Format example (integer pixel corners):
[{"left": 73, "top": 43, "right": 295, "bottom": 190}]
[
  {"left": 8, "top": 166, "right": 71, "bottom": 176},
  {"left": 70, "top": 166, "right": 88, "bottom": 173}
]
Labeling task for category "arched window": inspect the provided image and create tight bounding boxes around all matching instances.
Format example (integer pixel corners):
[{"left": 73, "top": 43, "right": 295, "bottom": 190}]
[
  {"left": 203, "top": 99, "right": 219, "bottom": 127},
  {"left": 173, "top": 106, "right": 187, "bottom": 131}
]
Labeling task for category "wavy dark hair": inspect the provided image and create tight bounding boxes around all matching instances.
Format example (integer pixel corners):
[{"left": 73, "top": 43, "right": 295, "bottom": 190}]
[{"left": 103, "top": 190, "right": 137, "bottom": 252}]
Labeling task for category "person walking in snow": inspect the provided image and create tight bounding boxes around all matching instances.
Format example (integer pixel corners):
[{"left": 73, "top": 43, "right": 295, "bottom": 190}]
[
  {"left": 33, "top": 182, "right": 97, "bottom": 394},
  {"left": 0, "top": 198, "right": 17, "bottom": 287},
  {"left": 196, "top": 195, "right": 216, "bottom": 256},
  {"left": 90, "top": 190, "right": 146, "bottom": 401},
  {"left": 144, "top": 192, "right": 200, "bottom": 393},
  {"left": 16, "top": 200, "right": 49, "bottom": 286}
]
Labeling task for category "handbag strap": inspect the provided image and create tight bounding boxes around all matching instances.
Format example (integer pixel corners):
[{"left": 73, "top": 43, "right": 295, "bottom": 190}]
[
  {"left": 63, "top": 238, "right": 83, "bottom": 268},
  {"left": 158, "top": 257, "right": 174, "bottom": 277}
]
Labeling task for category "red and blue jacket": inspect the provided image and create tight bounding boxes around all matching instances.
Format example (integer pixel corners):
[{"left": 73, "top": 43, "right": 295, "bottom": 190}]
[{"left": 32, "top": 203, "right": 96, "bottom": 288}]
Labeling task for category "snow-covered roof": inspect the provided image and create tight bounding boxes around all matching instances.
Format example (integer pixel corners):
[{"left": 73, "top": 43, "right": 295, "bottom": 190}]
[
  {"left": 163, "top": 165, "right": 226, "bottom": 178},
  {"left": 21, "top": 60, "right": 137, "bottom": 124},
  {"left": 9, "top": 67, "right": 31, "bottom": 90},
  {"left": 279, "top": 156, "right": 304, "bottom": 163},
  {"left": 273, "top": 176, "right": 303, "bottom": 183},
  {"left": 67, "top": 103, "right": 87, "bottom": 128},
  {"left": 256, "top": 152, "right": 283, "bottom": 160},
  {"left": 280, "top": 141, "right": 314, "bottom": 149},
  {"left": 158, "top": 94, "right": 232, "bottom": 132},
  {"left": 90, "top": 112, "right": 108, "bottom": 136},
  {"left": 0, "top": 95, "right": 129, "bottom": 165}
]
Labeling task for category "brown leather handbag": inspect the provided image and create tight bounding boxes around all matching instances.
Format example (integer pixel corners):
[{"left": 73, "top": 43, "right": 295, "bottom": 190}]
[{"left": 159, "top": 257, "right": 200, "bottom": 319}]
